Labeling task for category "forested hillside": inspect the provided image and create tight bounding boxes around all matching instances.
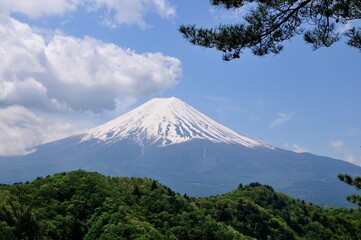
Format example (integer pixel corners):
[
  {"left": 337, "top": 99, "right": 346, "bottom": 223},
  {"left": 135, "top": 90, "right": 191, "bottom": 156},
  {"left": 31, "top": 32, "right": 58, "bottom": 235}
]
[{"left": 1, "top": 170, "right": 360, "bottom": 239}]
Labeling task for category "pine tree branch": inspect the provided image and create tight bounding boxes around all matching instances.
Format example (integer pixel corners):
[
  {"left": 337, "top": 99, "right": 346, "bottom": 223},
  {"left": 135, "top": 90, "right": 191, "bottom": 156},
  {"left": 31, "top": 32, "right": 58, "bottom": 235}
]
[{"left": 179, "top": 0, "right": 361, "bottom": 59}]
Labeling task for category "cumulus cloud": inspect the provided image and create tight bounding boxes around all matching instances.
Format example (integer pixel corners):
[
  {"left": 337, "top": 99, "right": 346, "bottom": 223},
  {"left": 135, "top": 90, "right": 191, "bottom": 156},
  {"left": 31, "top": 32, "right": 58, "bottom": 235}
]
[
  {"left": 0, "top": 76, "right": 70, "bottom": 110},
  {"left": 270, "top": 112, "right": 294, "bottom": 128},
  {"left": 0, "top": 105, "right": 42, "bottom": 155},
  {"left": 0, "top": 18, "right": 45, "bottom": 75},
  {"left": 0, "top": 0, "right": 80, "bottom": 18},
  {"left": 44, "top": 35, "right": 181, "bottom": 112},
  {"left": 0, "top": 0, "right": 176, "bottom": 27},
  {"left": 151, "top": 0, "right": 176, "bottom": 18},
  {"left": 0, "top": 2, "right": 180, "bottom": 155},
  {"left": 0, "top": 97, "right": 139, "bottom": 156},
  {"left": 0, "top": 17, "right": 181, "bottom": 113},
  {"left": 0, "top": 105, "right": 91, "bottom": 156}
]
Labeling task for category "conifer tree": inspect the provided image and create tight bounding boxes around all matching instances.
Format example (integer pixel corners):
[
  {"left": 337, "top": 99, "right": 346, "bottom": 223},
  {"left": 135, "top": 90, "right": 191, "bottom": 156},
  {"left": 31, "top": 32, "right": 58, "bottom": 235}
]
[
  {"left": 179, "top": 0, "right": 361, "bottom": 60},
  {"left": 133, "top": 185, "right": 142, "bottom": 198},
  {"left": 338, "top": 173, "right": 361, "bottom": 206},
  {"left": 150, "top": 180, "right": 158, "bottom": 191}
]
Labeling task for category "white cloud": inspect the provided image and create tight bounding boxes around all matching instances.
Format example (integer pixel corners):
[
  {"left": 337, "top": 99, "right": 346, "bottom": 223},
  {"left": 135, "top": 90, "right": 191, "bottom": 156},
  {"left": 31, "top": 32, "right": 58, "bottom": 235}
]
[
  {"left": 292, "top": 144, "right": 308, "bottom": 153},
  {"left": 0, "top": 105, "right": 42, "bottom": 155},
  {"left": 330, "top": 139, "right": 344, "bottom": 152},
  {"left": 342, "top": 148, "right": 361, "bottom": 166},
  {"left": 151, "top": 0, "right": 176, "bottom": 18},
  {"left": 329, "top": 139, "right": 361, "bottom": 166},
  {"left": 345, "top": 152, "right": 357, "bottom": 164},
  {"left": 0, "top": 0, "right": 81, "bottom": 18},
  {"left": 0, "top": 11, "right": 181, "bottom": 155},
  {"left": 209, "top": 2, "right": 256, "bottom": 21},
  {"left": 0, "top": 105, "right": 90, "bottom": 156},
  {"left": 270, "top": 112, "right": 294, "bottom": 128},
  {"left": 93, "top": 0, "right": 176, "bottom": 28},
  {"left": 0, "top": 18, "right": 45, "bottom": 75},
  {"left": 0, "top": 0, "right": 176, "bottom": 27},
  {"left": 89, "top": 0, "right": 146, "bottom": 28},
  {"left": 284, "top": 143, "right": 308, "bottom": 153},
  {"left": 0, "top": 98, "right": 139, "bottom": 156},
  {"left": 43, "top": 34, "right": 181, "bottom": 112},
  {"left": 0, "top": 17, "right": 181, "bottom": 113},
  {"left": 0, "top": 77, "right": 65, "bottom": 110}
]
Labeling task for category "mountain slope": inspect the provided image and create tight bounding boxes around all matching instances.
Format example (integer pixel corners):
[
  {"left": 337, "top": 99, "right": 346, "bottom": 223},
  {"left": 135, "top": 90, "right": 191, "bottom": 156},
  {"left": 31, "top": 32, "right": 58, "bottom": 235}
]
[
  {"left": 81, "top": 97, "right": 270, "bottom": 148},
  {"left": 0, "top": 97, "right": 361, "bottom": 207}
]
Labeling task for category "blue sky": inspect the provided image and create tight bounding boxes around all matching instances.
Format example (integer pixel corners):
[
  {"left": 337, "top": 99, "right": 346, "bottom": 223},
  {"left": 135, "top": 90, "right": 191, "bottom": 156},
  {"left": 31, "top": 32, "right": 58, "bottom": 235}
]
[{"left": 0, "top": 0, "right": 360, "bottom": 165}]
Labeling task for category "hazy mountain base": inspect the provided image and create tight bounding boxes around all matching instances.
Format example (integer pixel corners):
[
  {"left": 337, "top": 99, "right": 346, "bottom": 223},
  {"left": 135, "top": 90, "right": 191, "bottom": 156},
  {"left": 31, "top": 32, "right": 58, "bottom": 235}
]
[
  {"left": 0, "top": 170, "right": 361, "bottom": 240},
  {"left": 1, "top": 139, "right": 360, "bottom": 207}
]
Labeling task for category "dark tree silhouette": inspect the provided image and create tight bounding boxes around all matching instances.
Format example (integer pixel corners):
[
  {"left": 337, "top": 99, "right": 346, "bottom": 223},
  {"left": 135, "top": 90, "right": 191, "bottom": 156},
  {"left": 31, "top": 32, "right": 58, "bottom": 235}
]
[
  {"left": 179, "top": 0, "right": 361, "bottom": 60},
  {"left": 338, "top": 173, "right": 361, "bottom": 206}
]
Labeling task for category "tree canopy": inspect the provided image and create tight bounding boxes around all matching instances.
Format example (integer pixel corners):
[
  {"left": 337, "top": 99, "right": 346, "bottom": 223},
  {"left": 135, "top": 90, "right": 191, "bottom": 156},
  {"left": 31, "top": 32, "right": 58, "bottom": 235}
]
[
  {"left": 179, "top": 0, "right": 361, "bottom": 60},
  {"left": 1, "top": 170, "right": 361, "bottom": 239}
]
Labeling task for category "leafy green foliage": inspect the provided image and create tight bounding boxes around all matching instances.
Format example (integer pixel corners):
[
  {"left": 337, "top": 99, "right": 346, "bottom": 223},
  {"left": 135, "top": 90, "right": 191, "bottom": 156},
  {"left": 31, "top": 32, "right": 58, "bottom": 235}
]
[
  {"left": 179, "top": 0, "right": 361, "bottom": 60},
  {"left": 1, "top": 170, "right": 361, "bottom": 239}
]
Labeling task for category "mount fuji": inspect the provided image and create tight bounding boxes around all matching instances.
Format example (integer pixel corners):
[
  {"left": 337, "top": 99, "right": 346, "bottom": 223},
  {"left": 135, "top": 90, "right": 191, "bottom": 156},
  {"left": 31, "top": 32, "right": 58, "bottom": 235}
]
[
  {"left": 82, "top": 97, "right": 270, "bottom": 148},
  {"left": 1, "top": 97, "right": 361, "bottom": 207}
]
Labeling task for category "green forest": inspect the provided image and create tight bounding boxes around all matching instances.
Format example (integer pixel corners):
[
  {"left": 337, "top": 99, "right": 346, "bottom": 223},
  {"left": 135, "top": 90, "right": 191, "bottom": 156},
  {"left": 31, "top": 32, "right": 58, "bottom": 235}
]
[{"left": 1, "top": 170, "right": 360, "bottom": 240}]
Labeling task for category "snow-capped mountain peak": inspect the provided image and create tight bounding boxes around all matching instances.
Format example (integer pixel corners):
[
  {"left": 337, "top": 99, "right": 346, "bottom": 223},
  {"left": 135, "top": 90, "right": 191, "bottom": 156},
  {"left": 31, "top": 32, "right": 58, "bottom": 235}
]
[{"left": 81, "top": 97, "right": 270, "bottom": 148}]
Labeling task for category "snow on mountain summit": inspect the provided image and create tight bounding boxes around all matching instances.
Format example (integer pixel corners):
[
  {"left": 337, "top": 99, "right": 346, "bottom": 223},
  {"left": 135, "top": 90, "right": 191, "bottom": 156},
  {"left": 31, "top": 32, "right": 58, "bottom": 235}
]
[{"left": 81, "top": 97, "right": 270, "bottom": 148}]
